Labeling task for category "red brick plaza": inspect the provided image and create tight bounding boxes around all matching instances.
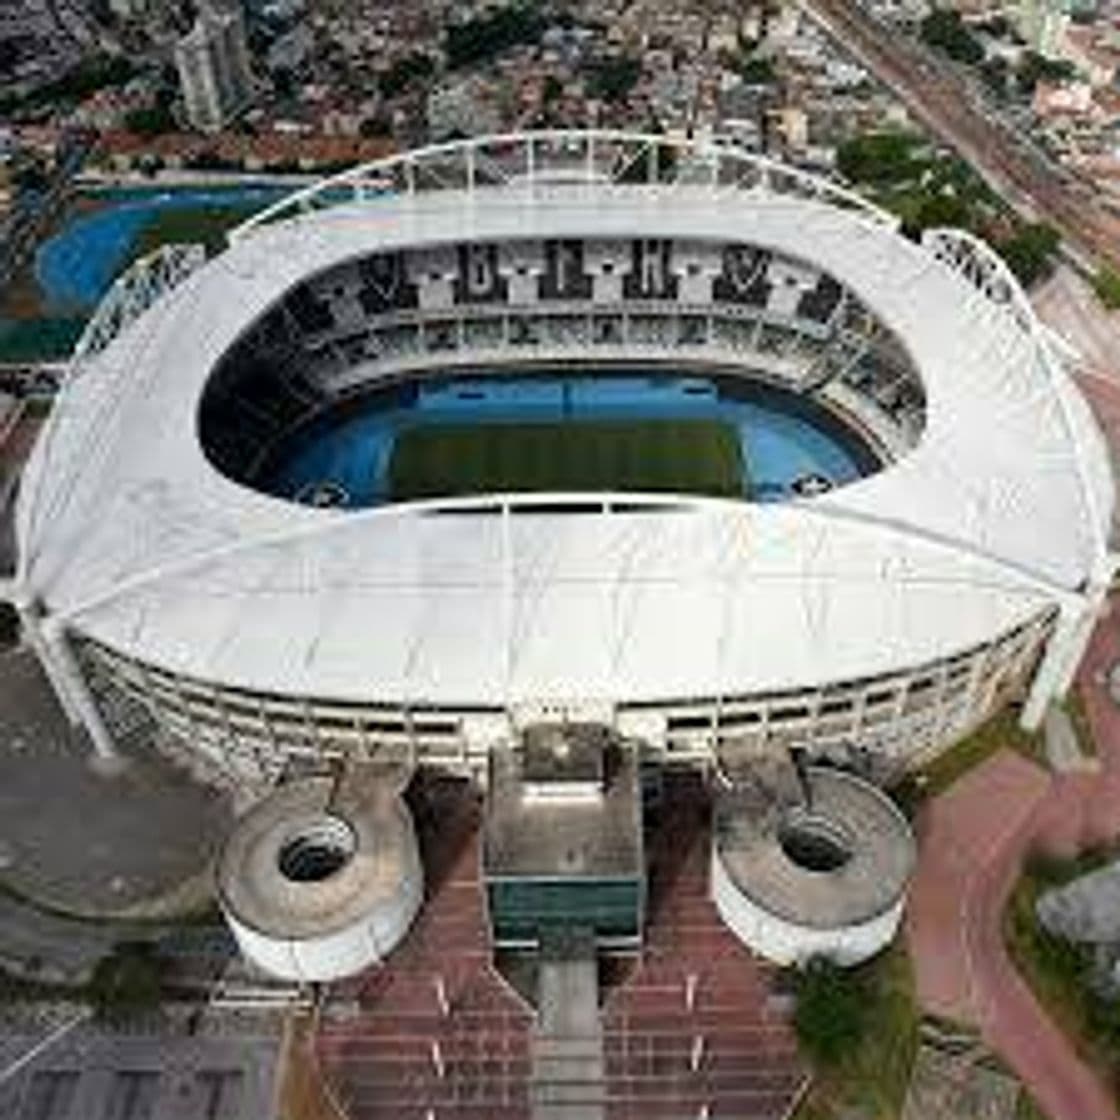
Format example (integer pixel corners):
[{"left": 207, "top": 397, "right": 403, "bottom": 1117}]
[{"left": 316, "top": 772, "right": 805, "bottom": 1119}]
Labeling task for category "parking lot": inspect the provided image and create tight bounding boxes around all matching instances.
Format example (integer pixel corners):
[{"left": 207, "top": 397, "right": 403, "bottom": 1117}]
[{"left": 0, "top": 1008, "right": 281, "bottom": 1120}]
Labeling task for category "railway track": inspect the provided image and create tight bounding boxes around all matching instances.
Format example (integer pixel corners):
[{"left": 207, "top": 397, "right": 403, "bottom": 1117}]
[{"left": 797, "top": 0, "right": 1120, "bottom": 272}]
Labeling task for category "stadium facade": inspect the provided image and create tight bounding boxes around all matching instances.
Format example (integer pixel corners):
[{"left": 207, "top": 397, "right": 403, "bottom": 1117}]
[{"left": 4, "top": 131, "right": 1113, "bottom": 789}]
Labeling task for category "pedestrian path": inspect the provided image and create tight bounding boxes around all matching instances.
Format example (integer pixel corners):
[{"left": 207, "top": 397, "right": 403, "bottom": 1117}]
[{"left": 906, "top": 605, "right": 1120, "bottom": 1120}]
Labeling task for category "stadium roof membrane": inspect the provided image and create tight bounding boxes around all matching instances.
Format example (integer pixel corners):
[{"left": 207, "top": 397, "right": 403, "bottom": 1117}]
[{"left": 16, "top": 154, "right": 1113, "bottom": 707}]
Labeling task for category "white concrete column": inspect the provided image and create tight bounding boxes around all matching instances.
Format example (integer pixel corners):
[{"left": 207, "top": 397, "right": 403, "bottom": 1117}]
[
  {"left": 11, "top": 590, "right": 83, "bottom": 726},
  {"left": 1054, "top": 595, "right": 1105, "bottom": 697},
  {"left": 38, "top": 615, "right": 120, "bottom": 765},
  {"left": 1021, "top": 599, "right": 1093, "bottom": 731}
]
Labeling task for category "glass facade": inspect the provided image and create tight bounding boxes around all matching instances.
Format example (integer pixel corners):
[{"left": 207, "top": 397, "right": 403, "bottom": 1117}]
[{"left": 487, "top": 877, "right": 642, "bottom": 945}]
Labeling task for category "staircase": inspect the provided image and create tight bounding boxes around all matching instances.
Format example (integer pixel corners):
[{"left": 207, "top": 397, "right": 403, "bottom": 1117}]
[{"left": 531, "top": 945, "right": 604, "bottom": 1120}]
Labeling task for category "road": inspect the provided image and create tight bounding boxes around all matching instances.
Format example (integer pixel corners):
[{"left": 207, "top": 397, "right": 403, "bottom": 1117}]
[
  {"left": 796, "top": 0, "right": 1120, "bottom": 273},
  {"left": 1034, "top": 266, "right": 1120, "bottom": 385}
]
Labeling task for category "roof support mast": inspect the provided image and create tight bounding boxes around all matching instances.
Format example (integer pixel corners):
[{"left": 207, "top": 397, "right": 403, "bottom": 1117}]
[{"left": 10, "top": 589, "right": 121, "bottom": 770}]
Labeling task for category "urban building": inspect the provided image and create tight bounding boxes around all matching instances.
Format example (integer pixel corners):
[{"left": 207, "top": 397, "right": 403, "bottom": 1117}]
[{"left": 174, "top": 2, "right": 254, "bottom": 133}]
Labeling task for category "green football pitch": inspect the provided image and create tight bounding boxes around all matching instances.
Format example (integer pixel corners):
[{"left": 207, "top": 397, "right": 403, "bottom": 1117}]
[{"left": 388, "top": 419, "right": 746, "bottom": 500}]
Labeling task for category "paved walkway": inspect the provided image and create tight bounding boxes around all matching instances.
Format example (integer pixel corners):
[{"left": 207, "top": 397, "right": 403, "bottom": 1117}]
[
  {"left": 317, "top": 777, "right": 534, "bottom": 1119},
  {"left": 906, "top": 608, "right": 1120, "bottom": 1120},
  {"left": 0, "top": 1005, "right": 282, "bottom": 1120},
  {"left": 906, "top": 751, "right": 1049, "bottom": 1025},
  {"left": 1034, "top": 267, "right": 1120, "bottom": 388},
  {"left": 532, "top": 954, "right": 603, "bottom": 1120},
  {"left": 317, "top": 773, "right": 803, "bottom": 1119},
  {"left": 1042, "top": 704, "right": 1094, "bottom": 773},
  {"left": 601, "top": 773, "right": 803, "bottom": 1119},
  {"left": 0, "top": 647, "right": 231, "bottom": 942}
]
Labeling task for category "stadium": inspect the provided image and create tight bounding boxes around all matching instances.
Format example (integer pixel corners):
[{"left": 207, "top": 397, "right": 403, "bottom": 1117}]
[
  {"left": 0, "top": 129, "right": 1112, "bottom": 1037},
  {"left": 4, "top": 129, "right": 1115, "bottom": 1115},
  {"left": 9, "top": 131, "right": 1111, "bottom": 778}
]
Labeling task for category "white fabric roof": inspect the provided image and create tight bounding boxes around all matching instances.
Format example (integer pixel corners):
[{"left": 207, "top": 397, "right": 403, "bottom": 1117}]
[{"left": 15, "top": 184, "right": 1113, "bottom": 705}]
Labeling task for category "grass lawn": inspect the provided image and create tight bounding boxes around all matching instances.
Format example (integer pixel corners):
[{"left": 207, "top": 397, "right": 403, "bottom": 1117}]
[
  {"left": 0, "top": 317, "right": 85, "bottom": 362},
  {"left": 1005, "top": 851, "right": 1120, "bottom": 1105},
  {"left": 1093, "top": 265, "right": 1120, "bottom": 311},
  {"left": 1016, "top": 1091, "right": 1052, "bottom": 1120},
  {"left": 126, "top": 204, "right": 259, "bottom": 267},
  {"left": 791, "top": 942, "right": 919, "bottom": 1120},
  {"left": 388, "top": 418, "right": 745, "bottom": 500}
]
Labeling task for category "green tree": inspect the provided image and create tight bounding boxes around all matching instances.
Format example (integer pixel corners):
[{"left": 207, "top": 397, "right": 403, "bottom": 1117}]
[
  {"left": 378, "top": 52, "right": 434, "bottom": 98},
  {"left": 271, "top": 66, "right": 297, "bottom": 100},
  {"left": 88, "top": 943, "right": 163, "bottom": 1025},
  {"left": 793, "top": 958, "right": 867, "bottom": 1067},
  {"left": 1017, "top": 50, "right": 1076, "bottom": 95},
  {"left": 920, "top": 9, "right": 985, "bottom": 64},
  {"left": 446, "top": 3, "right": 544, "bottom": 69},
  {"left": 1092, "top": 264, "right": 1120, "bottom": 310},
  {"left": 87, "top": 0, "right": 117, "bottom": 26},
  {"left": 584, "top": 55, "right": 642, "bottom": 102},
  {"left": 901, "top": 189, "right": 972, "bottom": 238},
  {"left": 998, "top": 222, "right": 1060, "bottom": 287},
  {"left": 836, "top": 130, "right": 924, "bottom": 187},
  {"left": 979, "top": 56, "right": 1010, "bottom": 98},
  {"left": 42, "top": 54, "right": 135, "bottom": 104},
  {"left": 125, "top": 103, "right": 175, "bottom": 136},
  {"left": 739, "top": 56, "right": 776, "bottom": 85}
]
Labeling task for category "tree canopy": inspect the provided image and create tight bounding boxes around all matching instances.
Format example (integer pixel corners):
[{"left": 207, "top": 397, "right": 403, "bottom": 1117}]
[
  {"left": 445, "top": 4, "right": 544, "bottom": 69},
  {"left": 584, "top": 56, "right": 642, "bottom": 103},
  {"left": 793, "top": 958, "right": 867, "bottom": 1067},
  {"left": 379, "top": 52, "right": 435, "bottom": 98},
  {"left": 997, "top": 222, "right": 1060, "bottom": 287},
  {"left": 1017, "top": 50, "right": 1077, "bottom": 95},
  {"left": 0, "top": 54, "right": 136, "bottom": 115},
  {"left": 920, "top": 9, "right": 985, "bottom": 64},
  {"left": 88, "top": 943, "right": 163, "bottom": 1025},
  {"left": 1093, "top": 265, "right": 1120, "bottom": 311},
  {"left": 836, "top": 131, "right": 925, "bottom": 188}
]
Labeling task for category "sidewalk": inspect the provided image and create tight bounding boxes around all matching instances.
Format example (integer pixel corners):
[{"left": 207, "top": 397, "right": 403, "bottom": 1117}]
[
  {"left": 905, "top": 609, "right": 1120, "bottom": 1120},
  {"left": 0, "top": 647, "right": 233, "bottom": 982}
]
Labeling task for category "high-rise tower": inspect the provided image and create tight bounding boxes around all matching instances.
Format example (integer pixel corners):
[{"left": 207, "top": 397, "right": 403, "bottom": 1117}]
[{"left": 174, "top": 2, "right": 254, "bottom": 133}]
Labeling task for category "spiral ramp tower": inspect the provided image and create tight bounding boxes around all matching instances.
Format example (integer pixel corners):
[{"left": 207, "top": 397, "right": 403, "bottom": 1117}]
[
  {"left": 711, "top": 752, "right": 916, "bottom": 966},
  {"left": 217, "top": 765, "right": 423, "bottom": 983}
]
